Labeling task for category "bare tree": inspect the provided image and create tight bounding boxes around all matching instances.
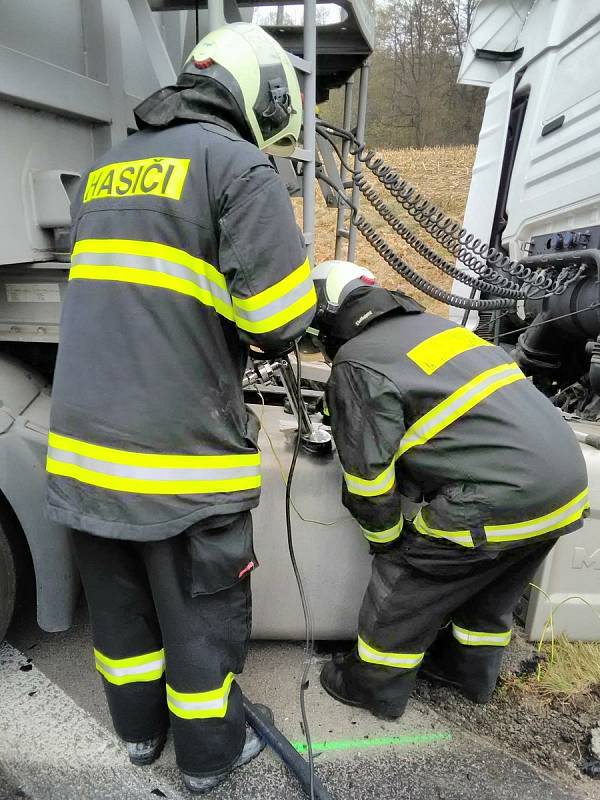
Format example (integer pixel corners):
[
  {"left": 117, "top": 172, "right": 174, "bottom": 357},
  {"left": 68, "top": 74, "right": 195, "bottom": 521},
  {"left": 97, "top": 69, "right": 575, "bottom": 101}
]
[{"left": 324, "top": 0, "right": 486, "bottom": 149}]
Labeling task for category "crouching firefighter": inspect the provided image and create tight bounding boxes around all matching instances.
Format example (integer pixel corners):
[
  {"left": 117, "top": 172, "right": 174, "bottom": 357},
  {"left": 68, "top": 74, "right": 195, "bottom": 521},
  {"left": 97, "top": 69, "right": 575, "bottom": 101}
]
[
  {"left": 308, "top": 260, "right": 588, "bottom": 720},
  {"left": 46, "top": 23, "right": 315, "bottom": 793}
]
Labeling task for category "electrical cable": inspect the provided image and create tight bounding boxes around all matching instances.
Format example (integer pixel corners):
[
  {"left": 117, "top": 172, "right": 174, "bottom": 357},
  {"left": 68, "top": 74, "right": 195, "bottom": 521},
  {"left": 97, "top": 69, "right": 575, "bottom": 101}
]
[
  {"left": 250, "top": 360, "right": 323, "bottom": 797},
  {"left": 316, "top": 156, "right": 521, "bottom": 299},
  {"left": 495, "top": 302, "right": 600, "bottom": 340},
  {"left": 285, "top": 342, "right": 316, "bottom": 800},
  {"left": 316, "top": 124, "right": 356, "bottom": 174},
  {"left": 317, "top": 119, "right": 518, "bottom": 295},
  {"left": 253, "top": 386, "right": 348, "bottom": 526}
]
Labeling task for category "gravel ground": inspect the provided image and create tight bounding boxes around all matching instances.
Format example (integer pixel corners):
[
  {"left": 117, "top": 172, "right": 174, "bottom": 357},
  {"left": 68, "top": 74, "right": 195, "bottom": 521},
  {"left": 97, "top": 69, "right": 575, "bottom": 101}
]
[{"left": 414, "top": 627, "right": 600, "bottom": 798}]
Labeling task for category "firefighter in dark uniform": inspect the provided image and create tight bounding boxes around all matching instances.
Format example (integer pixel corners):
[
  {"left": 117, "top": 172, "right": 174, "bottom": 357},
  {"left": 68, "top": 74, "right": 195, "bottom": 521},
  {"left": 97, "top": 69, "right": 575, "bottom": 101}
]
[
  {"left": 46, "top": 23, "right": 315, "bottom": 793},
  {"left": 308, "top": 261, "right": 588, "bottom": 720}
]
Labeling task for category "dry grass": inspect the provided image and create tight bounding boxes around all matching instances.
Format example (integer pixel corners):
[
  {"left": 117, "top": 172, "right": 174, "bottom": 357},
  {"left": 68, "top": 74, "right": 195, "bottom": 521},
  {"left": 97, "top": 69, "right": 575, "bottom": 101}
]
[
  {"left": 296, "top": 144, "right": 477, "bottom": 317},
  {"left": 503, "top": 636, "right": 600, "bottom": 706},
  {"left": 536, "top": 638, "right": 600, "bottom": 699}
]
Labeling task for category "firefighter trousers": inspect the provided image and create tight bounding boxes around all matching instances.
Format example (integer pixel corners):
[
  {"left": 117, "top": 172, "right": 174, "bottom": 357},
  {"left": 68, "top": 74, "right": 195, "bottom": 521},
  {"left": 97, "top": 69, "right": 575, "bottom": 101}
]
[
  {"left": 338, "top": 525, "right": 554, "bottom": 712},
  {"left": 72, "top": 511, "right": 255, "bottom": 777}
]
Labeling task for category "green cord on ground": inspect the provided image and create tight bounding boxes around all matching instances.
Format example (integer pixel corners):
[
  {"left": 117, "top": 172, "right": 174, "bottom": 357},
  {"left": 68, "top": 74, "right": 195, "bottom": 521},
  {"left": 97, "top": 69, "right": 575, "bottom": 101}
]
[{"left": 292, "top": 731, "right": 453, "bottom": 754}]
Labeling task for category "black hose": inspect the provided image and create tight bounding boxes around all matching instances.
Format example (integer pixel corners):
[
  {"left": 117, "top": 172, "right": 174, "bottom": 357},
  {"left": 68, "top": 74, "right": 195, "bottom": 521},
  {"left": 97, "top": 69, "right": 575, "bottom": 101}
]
[
  {"left": 286, "top": 342, "right": 316, "bottom": 798},
  {"left": 242, "top": 695, "right": 333, "bottom": 800}
]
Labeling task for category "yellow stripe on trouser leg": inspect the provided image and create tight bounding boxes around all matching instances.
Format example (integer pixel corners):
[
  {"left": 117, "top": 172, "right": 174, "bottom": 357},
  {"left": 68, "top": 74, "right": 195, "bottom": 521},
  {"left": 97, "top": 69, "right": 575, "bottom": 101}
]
[
  {"left": 360, "top": 515, "right": 404, "bottom": 544},
  {"left": 357, "top": 636, "right": 424, "bottom": 669},
  {"left": 166, "top": 673, "right": 235, "bottom": 719},
  {"left": 451, "top": 624, "right": 511, "bottom": 647},
  {"left": 94, "top": 647, "right": 165, "bottom": 686}
]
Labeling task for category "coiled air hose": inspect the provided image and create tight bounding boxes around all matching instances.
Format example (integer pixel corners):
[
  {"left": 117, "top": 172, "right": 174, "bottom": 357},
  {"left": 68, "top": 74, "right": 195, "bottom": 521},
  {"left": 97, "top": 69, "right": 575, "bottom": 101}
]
[
  {"left": 353, "top": 213, "right": 513, "bottom": 310},
  {"left": 315, "top": 120, "right": 585, "bottom": 309},
  {"left": 315, "top": 170, "right": 513, "bottom": 311},
  {"left": 354, "top": 176, "right": 523, "bottom": 299}
]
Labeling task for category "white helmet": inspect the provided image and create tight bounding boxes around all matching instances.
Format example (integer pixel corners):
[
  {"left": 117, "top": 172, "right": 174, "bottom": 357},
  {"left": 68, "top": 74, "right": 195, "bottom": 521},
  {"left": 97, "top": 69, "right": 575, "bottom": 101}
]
[
  {"left": 182, "top": 23, "right": 302, "bottom": 156},
  {"left": 309, "top": 260, "right": 377, "bottom": 333}
]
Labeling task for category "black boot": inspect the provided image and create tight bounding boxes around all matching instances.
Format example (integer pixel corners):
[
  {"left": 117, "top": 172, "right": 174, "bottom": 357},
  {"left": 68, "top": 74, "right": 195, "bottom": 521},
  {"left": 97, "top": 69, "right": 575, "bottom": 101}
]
[
  {"left": 126, "top": 732, "right": 167, "bottom": 766},
  {"left": 181, "top": 704, "right": 273, "bottom": 794},
  {"left": 419, "top": 654, "right": 496, "bottom": 704},
  {"left": 320, "top": 660, "right": 408, "bottom": 721}
]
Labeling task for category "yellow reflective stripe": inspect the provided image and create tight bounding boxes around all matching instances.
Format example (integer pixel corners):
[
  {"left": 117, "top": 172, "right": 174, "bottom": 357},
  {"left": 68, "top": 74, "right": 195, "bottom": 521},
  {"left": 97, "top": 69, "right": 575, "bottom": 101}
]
[
  {"left": 345, "top": 363, "right": 524, "bottom": 501},
  {"left": 94, "top": 648, "right": 165, "bottom": 669},
  {"left": 72, "top": 239, "right": 227, "bottom": 290},
  {"left": 46, "top": 457, "right": 261, "bottom": 495},
  {"left": 166, "top": 673, "right": 234, "bottom": 720},
  {"left": 357, "top": 635, "right": 424, "bottom": 669},
  {"left": 47, "top": 432, "right": 261, "bottom": 495},
  {"left": 344, "top": 462, "right": 396, "bottom": 497},
  {"left": 94, "top": 648, "right": 165, "bottom": 686},
  {"left": 414, "top": 489, "right": 589, "bottom": 549},
  {"left": 413, "top": 510, "right": 475, "bottom": 548},
  {"left": 232, "top": 259, "right": 311, "bottom": 312},
  {"left": 48, "top": 432, "right": 259, "bottom": 469},
  {"left": 69, "top": 265, "right": 235, "bottom": 321},
  {"left": 398, "top": 363, "right": 524, "bottom": 458},
  {"left": 452, "top": 624, "right": 511, "bottom": 647},
  {"left": 407, "top": 327, "right": 492, "bottom": 375},
  {"left": 234, "top": 284, "right": 317, "bottom": 334},
  {"left": 361, "top": 516, "right": 403, "bottom": 543},
  {"left": 485, "top": 488, "right": 589, "bottom": 543},
  {"left": 346, "top": 364, "right": 524, "bottom": 498}
]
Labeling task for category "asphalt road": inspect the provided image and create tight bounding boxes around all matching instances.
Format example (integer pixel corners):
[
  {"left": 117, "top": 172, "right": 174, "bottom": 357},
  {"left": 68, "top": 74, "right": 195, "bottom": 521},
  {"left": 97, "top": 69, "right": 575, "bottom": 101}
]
[{"left": 0, "top": 602, "right": 588, "bottom": 800}]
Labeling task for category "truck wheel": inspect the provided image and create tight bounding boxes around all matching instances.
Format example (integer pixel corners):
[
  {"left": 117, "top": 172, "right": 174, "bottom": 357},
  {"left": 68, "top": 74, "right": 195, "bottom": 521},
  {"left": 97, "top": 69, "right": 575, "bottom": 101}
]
[{"left": 0, "top": 522, "right": 17, "bottom": 642}]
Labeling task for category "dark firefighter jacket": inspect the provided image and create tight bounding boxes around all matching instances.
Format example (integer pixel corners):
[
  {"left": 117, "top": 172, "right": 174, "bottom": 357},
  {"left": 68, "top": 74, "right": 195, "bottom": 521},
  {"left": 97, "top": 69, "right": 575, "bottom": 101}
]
[
  {"left": 47, "top": 121, "right": 315, "bottom": 540},
  {"left": 325, "top": 288, "right": 589, "bottom": 551}
]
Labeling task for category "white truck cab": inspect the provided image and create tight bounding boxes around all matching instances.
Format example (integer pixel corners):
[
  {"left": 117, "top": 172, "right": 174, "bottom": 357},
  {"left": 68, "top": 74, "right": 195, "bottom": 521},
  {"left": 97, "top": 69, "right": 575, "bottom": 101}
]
[{"left": 452, "top": 0, "right": 600, "bottom": 639}]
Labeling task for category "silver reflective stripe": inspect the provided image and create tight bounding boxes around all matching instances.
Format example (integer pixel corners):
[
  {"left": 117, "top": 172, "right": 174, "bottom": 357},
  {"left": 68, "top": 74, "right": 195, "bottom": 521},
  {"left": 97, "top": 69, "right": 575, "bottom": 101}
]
[
  {"left": 357, "top": 636, "right": 424, "bottom": 669},
  {"left": 166, "top": 673, "right": 234, "bottom": 719},
  {"left": 399, "top": 363, "right": 523, "bottom": 455},
  {"left": 72, "top": 251, "right": 232, "bottom": 309},
  {"left": 47, "top": 447, "right": 259, "bottom": 482},
  {"left": 484, "top": 490, "right": 589, "bottom": 540},
  {"left": 167, "top": 695, "right": 227, "bottom": 713},
  {"left": 233, "top": 275, "right": 314, "bottom": 324},
  {"left": 361, "top": 516, "right": 403, "bottom": 543},
  {"left": 344, "top": 464, "right": 395, "bottom": 497},
  {"left": 94, "top": 648, "right": 166, "bottom": 686},
  {"left": 96, "top": 658, "right": 165, "bottom": 678},
  {"left": 452, "top": 624, "right": 511, "bottom": 647}
]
